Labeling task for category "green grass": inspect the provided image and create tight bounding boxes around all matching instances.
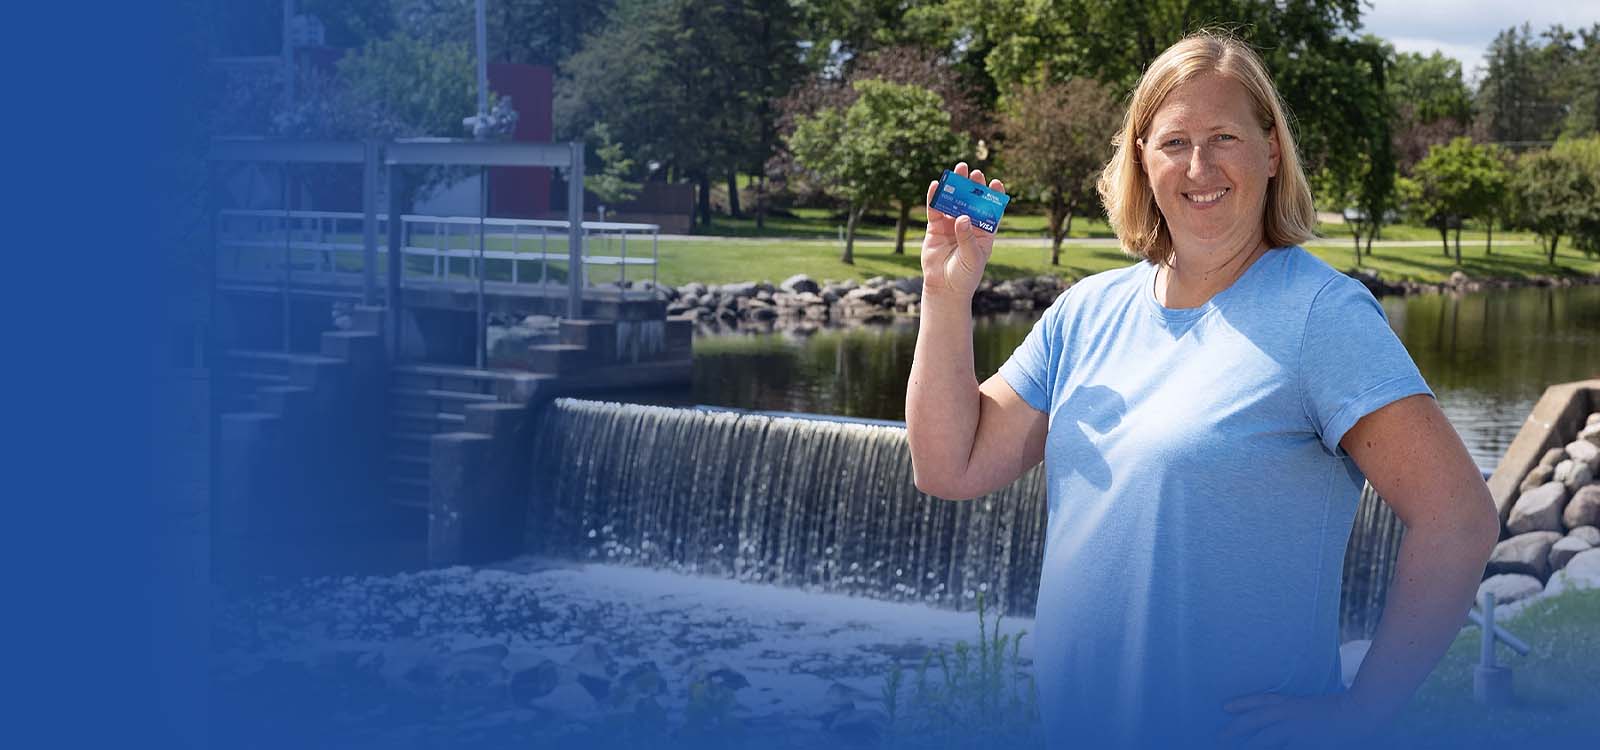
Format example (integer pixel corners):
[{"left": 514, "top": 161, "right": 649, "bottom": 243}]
[
  {"left": 1383, "top": 586, "right": 1600, "bottom": 747},
  {"left": 236, "top": 220, "right": 1599, "bottom": 290}
]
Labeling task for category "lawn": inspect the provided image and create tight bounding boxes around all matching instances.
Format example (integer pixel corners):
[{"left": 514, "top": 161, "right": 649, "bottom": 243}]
[
  {"left": 1381, "top": 586, "right": 1600, "bottom": 747},
  {"left": 230, "top": 217, "right": 1599, "bottom": 291}
]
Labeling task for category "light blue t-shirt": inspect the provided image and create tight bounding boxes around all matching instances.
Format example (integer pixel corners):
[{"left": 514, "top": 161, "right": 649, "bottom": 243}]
[{"left": 997, "top": 246, "right": 1433, "bottom": 749}]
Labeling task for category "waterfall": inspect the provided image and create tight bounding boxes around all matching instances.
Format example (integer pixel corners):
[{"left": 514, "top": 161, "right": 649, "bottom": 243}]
[
  {"left": 1339, "top": 483, "right": 1407, "bottom": 641},
  {"left": 523, "top": 398, "right": 1404, "bottom": 634},
  {"left": 524, "top": 398, "right": 1049, "bottom": 616}
]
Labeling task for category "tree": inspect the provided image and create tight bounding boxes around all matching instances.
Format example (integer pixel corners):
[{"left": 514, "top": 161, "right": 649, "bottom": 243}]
[
  {"left": 788, "top": 79, "right": 965, "bottom": 263},
  {"left": 998, "top": 76, "right": 1122, "bottom": 264},
  {"left": 1406, "top": 138, "right": 1510, "bottom": 264},
  {"left": 1387, "top": 49, "right": 1473, "bottom": 174},
  {"left": 584, "top": 122, "right": 641, "bottom": 208},
  {"left": 1509, "top": 146, "right": 1589, "bottom": 264},
  {"left": 557, "top": 0, "right": 805, "bottom": 229}
]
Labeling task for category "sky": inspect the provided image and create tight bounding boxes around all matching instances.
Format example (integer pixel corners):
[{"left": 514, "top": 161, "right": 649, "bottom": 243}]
[{"left": 1362, "top": 0, "right": 1600, "bottom": 84}]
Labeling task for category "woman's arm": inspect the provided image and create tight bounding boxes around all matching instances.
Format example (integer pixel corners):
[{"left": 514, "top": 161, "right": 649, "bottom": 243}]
[
  {"left": 1220, "top": 393, "right": 1499, "bottom": 747},
  {"left": 1337, "top": 392, "right": 1501, "bottom": 727},
  {"left": 906, "top": 164, "right": 1048, "bottom": 500}
]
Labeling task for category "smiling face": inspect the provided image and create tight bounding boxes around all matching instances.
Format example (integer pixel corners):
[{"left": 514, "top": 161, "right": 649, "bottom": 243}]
[{"left": 1139, "top": 72, "right": 1281, "bottom": 256}]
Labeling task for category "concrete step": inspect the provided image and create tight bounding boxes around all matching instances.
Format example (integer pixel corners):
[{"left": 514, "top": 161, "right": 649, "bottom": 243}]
[
  {"left": 388, "top": 410, "right": 465, "bottom": 435},
  {"left": 389, "top": 387, "right": 497, "bottom": 416},
  {"left": 387, "top": 454, "right": 429, "bottom": 482},
  {"left": 560, "top": 319, "right": 616, "bottom": 360},
  {"left": 528, "top": 343, "right": 593, "bottom": 375},
  {"left": 388, "top": 477, "right": 430, "bottom": 509},
  {"left": 391, "top": 364, "right": 500, "bottom": 395},
  {"left": 223, "top": 349, "right": 295, "bottom": 376}
]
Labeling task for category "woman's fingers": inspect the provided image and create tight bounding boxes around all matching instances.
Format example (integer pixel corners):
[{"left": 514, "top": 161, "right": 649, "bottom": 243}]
[
  {"left": 925, "top": 179, "right": 948, "bottom": 221},
  {"left": 991, "top": 178, "right": 1005, "bottom": 194},
  {"left": 971, "top": 168, "right": 985, "bottom": 187},
  {"left": 954, "top": 161, "right": 968, "bottom": 178}
]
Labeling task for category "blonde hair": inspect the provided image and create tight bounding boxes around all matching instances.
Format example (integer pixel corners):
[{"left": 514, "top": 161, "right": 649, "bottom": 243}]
[{"left": 1096, "top": 31, "right": 1316, "bottom": 265}]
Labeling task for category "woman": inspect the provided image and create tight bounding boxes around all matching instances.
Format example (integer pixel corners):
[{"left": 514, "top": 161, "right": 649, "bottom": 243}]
[{"left": 905, "top": 32, "right": 1500, "bottom": 750}]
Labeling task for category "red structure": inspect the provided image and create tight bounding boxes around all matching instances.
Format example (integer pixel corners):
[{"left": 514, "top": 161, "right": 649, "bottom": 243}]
[{"left": 487, "top": 63, "right": 554, "bottom": 218}]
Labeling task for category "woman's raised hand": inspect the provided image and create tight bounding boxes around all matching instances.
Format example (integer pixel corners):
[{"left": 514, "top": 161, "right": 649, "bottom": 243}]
[{"left": 922, "top": 161, "right": 1005, "bottom": 301}]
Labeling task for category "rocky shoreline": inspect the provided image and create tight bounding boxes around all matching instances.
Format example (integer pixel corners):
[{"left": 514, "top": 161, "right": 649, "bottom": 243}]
[{"left": 639, "top": 269, "right": 1600, "bottom": 332}]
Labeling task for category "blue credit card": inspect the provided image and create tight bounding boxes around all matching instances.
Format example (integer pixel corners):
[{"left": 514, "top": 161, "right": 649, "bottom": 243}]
[{"left": 931, "top": 169, "right": 1010, "bottom": 234}]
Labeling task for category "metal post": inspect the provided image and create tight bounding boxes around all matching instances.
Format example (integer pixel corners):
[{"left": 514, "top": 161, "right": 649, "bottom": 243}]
[
  {"left": 620, "top": 230, "right": 627, "bottom": 290},
  {"left": 1473, "top": 591, "right": 1512, "bottom": 705},
  {"left": 361, "top": 140, "right": 380, "bottom": 305},
  {"left": 476, "top": 166, "right": 487, "bottom": 369},
  {"left": 652, "top": 227, "right": 659, "bottom": 290},
  {"left": 280, "top": 162, "right": 292, "bottom": 353},
  {"left": 566, "top": 141, "right": 585, "bottom": 319},
  {"left": 386, "top": 165, "right": 404, "bottom": 363},
  {"left": 282, "top": 0, "right": 296, "bottom": 103},
  {"left": 474, "top": 0, "right": 488, "bottom": 129}
]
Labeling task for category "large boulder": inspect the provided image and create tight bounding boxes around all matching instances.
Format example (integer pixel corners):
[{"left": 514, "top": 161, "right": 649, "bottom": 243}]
[
  {"left": 1566, "top": 439, "right": 1600, "bottom": 469},
  {"left": 780, "top": 273, "right": 820, "bottom": 295},
  {"left": 1550, "top": 535, "right": 1593, "bottom": 571},
  {"left": 1486, "top": 531, "right": 1564, "bottom": 580},
  {"left": 1519, "top": 464, "right": 1554, "bottom": 493},
  {"left": 1476, "top": 573, "right": 1544, "bottom": 606},
  {"left": 1565, "top": 485, "right": 1600, "bottom": 529},
  {"left": 1544, "top": 548, "right": 1600, "bottom": 597},
  {"left": 1506, "top": 482, "right": 1568, "bottom": 535},
  {"left": 1567, "top": 525, "right": 1600, "bottom": 547}
]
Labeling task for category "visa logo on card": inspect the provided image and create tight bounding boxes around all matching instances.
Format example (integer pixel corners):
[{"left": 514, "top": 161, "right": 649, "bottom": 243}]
[{"left": 931, "top": 169, "right": 1010, "bottom": 234}]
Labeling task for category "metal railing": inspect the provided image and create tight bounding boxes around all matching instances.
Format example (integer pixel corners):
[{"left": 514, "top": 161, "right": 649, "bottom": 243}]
[{"left": 216, "top": 209, "right": 660, "bottom": 295}]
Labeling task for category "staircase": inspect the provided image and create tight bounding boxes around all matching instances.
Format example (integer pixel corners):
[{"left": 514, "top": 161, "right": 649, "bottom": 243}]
[{"left": 385, "top": 365, "right": 502, "bottom": 509}]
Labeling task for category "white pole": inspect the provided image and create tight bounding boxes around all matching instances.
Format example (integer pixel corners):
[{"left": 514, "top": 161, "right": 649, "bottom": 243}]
[{"left": 474, "top": 0, "right": 488, "bottom": 135}]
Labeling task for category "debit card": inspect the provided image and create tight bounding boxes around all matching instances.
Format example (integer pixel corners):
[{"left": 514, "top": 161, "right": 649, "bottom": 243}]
[{"left": 931, "top": 169, "right": 1010, "bottom": 234}]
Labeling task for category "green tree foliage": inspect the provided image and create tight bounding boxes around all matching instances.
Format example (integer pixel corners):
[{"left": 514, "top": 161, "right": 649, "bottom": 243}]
[
  {"left": 1387, "top": 49, "right": 1474, "bottom": 174},
  {"left": 997, "top": 77, "right": 1123, "bottom": 265},
  {"left": 1405, "top": 137, "right": 1511, "bottom": 264},
  {"left": 584, "top": 122, "right": 641, "bottom": 208},
  {"left": 923, "top": 1, "right": 1392, "bottom": 253},
  {"left": 303, "top": 0, "right": 614, "bottom": 66},
  {"left": 557, "top": 0, "right": 806, "bottom": 229},
  {"left": 1476, "top": 23, "right": 1600, "bottom": 144},
  {"left": 788, "top": 79, "right": 966, "bottom": 263},
  {"left": 1509, "top": 136, "right": 1600, "bottom": 262}
]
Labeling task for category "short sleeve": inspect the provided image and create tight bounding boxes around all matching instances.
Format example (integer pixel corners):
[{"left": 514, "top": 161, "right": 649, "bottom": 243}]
[
  {"left": 1299, "top": 275, "right": 1434, "bottom": 457},
  {"left": 997, "top": 290, "right": 1066, "bottom": 414}
]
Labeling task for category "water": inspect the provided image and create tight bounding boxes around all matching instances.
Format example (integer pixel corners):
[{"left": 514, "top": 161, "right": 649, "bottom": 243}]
[{"left": 631, "top": 284, "right": 1600, "bottom": 472}]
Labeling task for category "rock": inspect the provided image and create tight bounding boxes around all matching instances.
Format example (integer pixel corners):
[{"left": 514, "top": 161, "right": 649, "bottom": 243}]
[
  {"left": 439, "top": 643, "right": 509, "bottom": 682},
  {"left": 1568, "top": 525, "right": 1600, "bottom": 546},
  {"left": 614, "top": 661, "right": 666, "bottom": 701},
  {"left": 1564, "top": 464, "right": 1594, "bottom": 492},
  {"left": 1338, "top": 640, "right": 1370, "bottom": 689},
  {"left": 666, "top": 303, "right": 691, "bottom": 316},
  {"left": 719, "top": 282, "right": 758, "bottom": 299},
  {"left": 688, "top": 661, "right": 751, "bottom": 693},
  {"left": 1519, "top": 464, "right": 1554, "bottom": 492},
  {"left": 1544, "top": 548, "right": 1600, "bottom": 597},
  {"left": 892, "top": 277, "right": 923, "bottom": 294},
  {"left": 1448, "top": 270, "right": 1470, "bottom": 287},
  {"left": 1566, "top": 439, "right": 1600, "bottom": 469},
  {"left": 843, "top": 287, "right": 889, "bottom": 305},
  {"left": 1506, "top": 482, "right": 1569, "bottom": 534},
  {"left": 567, "top": 642, "right": 617, "bottom": 683},
  {"left": 780, "top": 273, "right": 820, "bottom": 294},
  {"left": 819, "top": 287, "right": 843, "bottom": 303},
  {"left": 749, "top": 305, "right": 779, "bottom": 321},
  {"left": 756, "top": 290, "right": 774, "bottom": 303},
  {"left": 1588, "top": 412, "right": 1600, "bottom": 427},
  {"left": 1539, "top": 447, "right": 1568, "bottom": 469},
  {"left": 864, "top": 276, "right": 888, "bottom": 288},
  {"left": 522, "top": 314, "right": 556, "bottom": 329},
  {"left": 1486, "top": 531, "right": 1564, "bottom": 580},
  {"left": 756, "top": 280, "right": 776, "bottom": 294},
  {"left": 509, "top": 659, "right": 562, "bottom": 704},
  {"left": 1476, "top": 573, "right": 1544, "bottom": 606},
  {"left": 532, "top": 680, "right": 602, "bottom": 719},
  {"left": 681, "top": 282, "right": 708, "bottom": 297},
  {"left": 828, "top": 708, "right": 889, "bottom": 745},
  {"left": 1563, "top": 485, "right": 1600, "bottom": 529},
  {"left": 1579, "top": 421, "right": 1600, "bottom": 445},
  {"left": 1550, "top": 536, "right": 1593, "bottom": 571}
]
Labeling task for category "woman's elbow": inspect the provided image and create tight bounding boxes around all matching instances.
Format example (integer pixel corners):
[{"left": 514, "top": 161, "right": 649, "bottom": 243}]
[{"left": 912, "top": 468, "right": 974, "bottom": 501}]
